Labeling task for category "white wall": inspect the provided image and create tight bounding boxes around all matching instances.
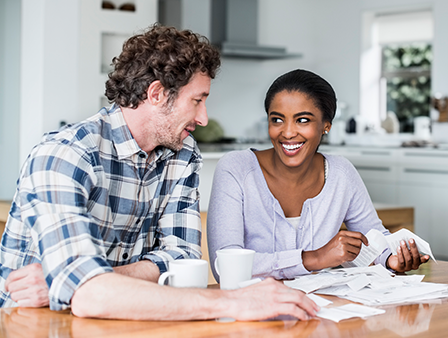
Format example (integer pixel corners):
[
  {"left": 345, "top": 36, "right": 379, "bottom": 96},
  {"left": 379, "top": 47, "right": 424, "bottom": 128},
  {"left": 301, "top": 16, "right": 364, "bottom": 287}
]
[
  {"left": 20, "top": 0, "right": 79, "bottom": 164},
  {"left": 0, "top": 0, "right": 21, "bottom": 200},
  {"left": 206, "top": 0, "right": 448, "bottom": 139},
  {"left": 206, "top": 0, "right": 362, "bottom": 139},
  {"left": 78, "top": 0, "right": 157, "bottom": 123}
]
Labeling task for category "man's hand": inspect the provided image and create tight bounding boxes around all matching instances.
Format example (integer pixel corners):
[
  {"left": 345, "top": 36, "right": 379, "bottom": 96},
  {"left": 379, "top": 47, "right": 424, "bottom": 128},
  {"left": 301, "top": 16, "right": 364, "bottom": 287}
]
[
  {"left": 4, "top": 263, "right": 49, "bottom": 308},
  {"left": 225, "top": 278, "right": 320, "bottom": 321},
  {"left": 4, "top": 260, "right": 160, "bottom": 308},
  {"left": 303, "top": 231, "right": 369, "bottom": 271},
  {"left": 386, "top": 238, "right": 430, "bottom": 272}
]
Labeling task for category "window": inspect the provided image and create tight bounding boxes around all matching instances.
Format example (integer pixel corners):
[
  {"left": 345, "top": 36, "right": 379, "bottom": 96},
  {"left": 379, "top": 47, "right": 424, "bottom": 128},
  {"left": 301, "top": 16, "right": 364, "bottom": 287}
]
[
  {"left": 361, "top": 10, "right": 433, "bottom": 132},
  {"left": 381, "top": 43, "right": 432, "bottom": 132}
]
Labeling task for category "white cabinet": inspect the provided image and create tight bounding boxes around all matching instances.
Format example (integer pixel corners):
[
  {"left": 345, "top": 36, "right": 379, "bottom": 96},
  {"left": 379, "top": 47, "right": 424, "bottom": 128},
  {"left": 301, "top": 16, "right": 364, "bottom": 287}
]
[
  {"left": 321, "top": 146, "right": 400, "bottom": 204},
  {"left": 339, "top": 148, "right": 399, "bottom": 204},
  {"left": 397, "top": 149, "right": 448, "bottom": 258},
  {"left": 322, "top": 145, "right": 448, "bottom": 259},
  {"left": 78, "top": 0, "right": 158, "bottom": 119},
  {"left": 199, "top": 155, "right": 222, "bottom": 212}
]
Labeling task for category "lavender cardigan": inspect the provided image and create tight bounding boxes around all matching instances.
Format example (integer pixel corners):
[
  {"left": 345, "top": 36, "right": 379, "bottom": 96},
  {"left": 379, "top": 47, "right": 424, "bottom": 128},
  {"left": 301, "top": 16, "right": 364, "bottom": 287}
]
[{"left": 207, "top": 149, "right": 391, "bottom": 280}]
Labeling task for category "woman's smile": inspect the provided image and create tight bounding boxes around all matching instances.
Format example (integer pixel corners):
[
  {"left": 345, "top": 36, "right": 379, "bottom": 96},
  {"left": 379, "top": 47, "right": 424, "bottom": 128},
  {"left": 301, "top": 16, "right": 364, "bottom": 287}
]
[{"left": 281, "top": 142, "right": 304, "bottom": 155}]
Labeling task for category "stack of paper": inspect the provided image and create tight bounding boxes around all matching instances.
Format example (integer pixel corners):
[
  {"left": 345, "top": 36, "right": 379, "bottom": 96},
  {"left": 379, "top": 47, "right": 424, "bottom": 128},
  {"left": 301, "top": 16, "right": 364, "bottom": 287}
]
[
  {"left": 286, "top": 265, "right": 448, "bottom": 308},
  {"left": 285, "top": 229, "right": 443, "bottom": 322}
]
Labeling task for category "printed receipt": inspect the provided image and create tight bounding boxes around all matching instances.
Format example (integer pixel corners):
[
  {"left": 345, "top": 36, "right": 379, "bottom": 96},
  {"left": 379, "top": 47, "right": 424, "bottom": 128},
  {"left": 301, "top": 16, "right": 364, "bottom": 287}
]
[{"left": 342, "top": 228, "right": 436, "bottom": 268}]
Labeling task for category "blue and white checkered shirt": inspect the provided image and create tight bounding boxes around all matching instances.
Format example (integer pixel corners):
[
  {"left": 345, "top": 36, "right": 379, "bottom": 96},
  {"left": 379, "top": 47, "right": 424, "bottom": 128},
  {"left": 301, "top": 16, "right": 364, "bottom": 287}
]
[{"left": 0, "top": 104, "right": 202, "bottom": 310}]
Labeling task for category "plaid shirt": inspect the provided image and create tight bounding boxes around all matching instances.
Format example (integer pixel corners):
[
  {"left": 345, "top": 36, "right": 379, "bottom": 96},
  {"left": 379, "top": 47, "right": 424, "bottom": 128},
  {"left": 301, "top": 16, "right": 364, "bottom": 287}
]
[{"left": 0, "top": 105, "right": 202, "bottom": 310}]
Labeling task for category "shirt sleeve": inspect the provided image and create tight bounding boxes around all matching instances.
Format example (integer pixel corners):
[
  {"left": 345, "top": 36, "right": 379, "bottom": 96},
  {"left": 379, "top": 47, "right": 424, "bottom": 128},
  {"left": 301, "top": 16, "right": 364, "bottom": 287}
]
[
  {"left": 17, "top": 142, "right": 113, "bottom": 310},
  {"left": 252, "top": 249, "right": 309, "bottom": 279},
  {"left": 139, "top": 150, "right": 202, "bottom": 273}
]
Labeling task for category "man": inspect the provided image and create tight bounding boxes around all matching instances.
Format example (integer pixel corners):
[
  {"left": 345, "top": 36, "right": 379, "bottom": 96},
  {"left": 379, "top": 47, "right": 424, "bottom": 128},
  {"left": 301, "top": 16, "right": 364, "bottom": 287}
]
[{"left": 0, "top": 24, "right": 318, "bottom": 321}]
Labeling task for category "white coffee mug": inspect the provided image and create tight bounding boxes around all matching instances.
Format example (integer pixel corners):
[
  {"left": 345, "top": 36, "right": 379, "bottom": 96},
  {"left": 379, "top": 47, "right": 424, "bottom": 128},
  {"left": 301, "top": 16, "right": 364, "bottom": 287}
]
[
  {"left": 158, "top": 259, "right": 208, "bottom": 288},
  {"left": 214, "top": 248, "right": 255, "bottom": 290}
]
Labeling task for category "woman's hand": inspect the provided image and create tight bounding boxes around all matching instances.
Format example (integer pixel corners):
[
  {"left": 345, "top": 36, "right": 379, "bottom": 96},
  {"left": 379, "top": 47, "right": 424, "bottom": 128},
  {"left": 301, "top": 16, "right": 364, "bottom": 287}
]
[
  {"left": 303, "top": 231, "right": 368, "bottom": 271},
  {"left": 386, "top": 238, "right": 430, "bottom": 272}
]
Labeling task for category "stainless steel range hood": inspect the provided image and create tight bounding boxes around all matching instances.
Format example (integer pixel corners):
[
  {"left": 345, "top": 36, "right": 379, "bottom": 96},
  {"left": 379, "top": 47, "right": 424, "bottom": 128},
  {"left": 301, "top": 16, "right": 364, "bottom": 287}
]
[
  {"left": 220, "top": 42, "right": 290, "bottom": 59},
  {"left": 211, "top": 0, "right": 300, "bottom": 59},
  {"left": 159, "top": 0, "right": 301, "bottom": 60}
]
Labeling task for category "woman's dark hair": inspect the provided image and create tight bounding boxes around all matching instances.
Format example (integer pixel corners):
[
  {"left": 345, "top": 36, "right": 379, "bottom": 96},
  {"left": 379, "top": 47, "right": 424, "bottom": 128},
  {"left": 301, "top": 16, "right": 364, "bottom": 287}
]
[
  {"left": 105, "top": 24, "right": 221, "bottom": 108},
  {"left": 264, "top": 69, "right": 337, "bottom": 123}
]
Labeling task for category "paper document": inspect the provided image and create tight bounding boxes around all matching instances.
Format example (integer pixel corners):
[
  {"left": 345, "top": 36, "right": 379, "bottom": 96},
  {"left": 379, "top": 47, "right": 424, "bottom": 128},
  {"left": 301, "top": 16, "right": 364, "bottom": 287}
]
[
  {"left": 334, "top": 264, "right": 393, "bottom": 278},
  {"left": 284, "top": 272, "right": 356, "bottom": 293},
  {"left": 317, "top": 304, "right": 385, "bottom": 322},
  {"left": 386, "top": 228, "right": 436, "bottom": 262},
  {"left": 307, "top": 293, "right": 333, "bottom": 307},
  {"left": 342, "top": 229, "right": 388, "bottom": 268},
  {"left": 342, "top": 228, "right": 436, "bottom": 268}
]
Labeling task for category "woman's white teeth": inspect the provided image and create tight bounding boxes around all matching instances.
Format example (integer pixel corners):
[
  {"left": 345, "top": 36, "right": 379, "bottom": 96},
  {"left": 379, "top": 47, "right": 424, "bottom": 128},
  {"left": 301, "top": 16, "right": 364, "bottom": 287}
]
[{"left": 282, "top": 143, "right": 303, "bottom": 150}]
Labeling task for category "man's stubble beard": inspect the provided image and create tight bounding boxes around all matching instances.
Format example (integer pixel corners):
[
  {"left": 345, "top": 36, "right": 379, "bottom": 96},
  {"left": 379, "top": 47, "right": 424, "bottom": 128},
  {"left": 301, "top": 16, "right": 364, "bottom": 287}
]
[{"left": 154, "top": 101, "right": 184, "bottom": 152}]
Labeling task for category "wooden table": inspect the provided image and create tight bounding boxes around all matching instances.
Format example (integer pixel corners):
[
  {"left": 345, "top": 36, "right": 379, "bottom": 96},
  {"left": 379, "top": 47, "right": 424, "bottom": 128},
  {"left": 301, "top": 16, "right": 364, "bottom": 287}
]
[{"left": 1, "top": 261, "right": 448, "bottom": 338}]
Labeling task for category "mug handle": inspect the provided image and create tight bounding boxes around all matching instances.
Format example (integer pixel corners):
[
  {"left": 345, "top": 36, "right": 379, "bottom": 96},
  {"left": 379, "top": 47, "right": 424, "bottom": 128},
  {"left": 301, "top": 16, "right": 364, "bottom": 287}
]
[
  {"left": 158, "top": 271, "right": 175, "bottom": 286},
  {"left": 214, "top": 257, "right": 220, "bottom": 276}
]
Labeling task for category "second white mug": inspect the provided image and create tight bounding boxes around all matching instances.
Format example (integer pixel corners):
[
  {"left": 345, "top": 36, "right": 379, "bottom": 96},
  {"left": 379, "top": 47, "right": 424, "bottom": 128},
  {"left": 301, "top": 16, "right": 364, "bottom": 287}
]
[{"left": 214, "top": 248, "right": 255, "bottom": 290}]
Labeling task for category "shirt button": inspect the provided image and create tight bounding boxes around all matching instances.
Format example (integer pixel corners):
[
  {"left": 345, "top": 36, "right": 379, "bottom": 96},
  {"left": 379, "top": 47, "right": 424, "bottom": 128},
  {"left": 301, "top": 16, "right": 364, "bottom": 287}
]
[
  {"left": 136, "top": 218, "right": 141, "bottom": 224},
  {"left": 122, "top": 253, "right": 128, "bottom": 259},
  {"left": 139, "top": 153, "right": 146, "bottom": 158}
]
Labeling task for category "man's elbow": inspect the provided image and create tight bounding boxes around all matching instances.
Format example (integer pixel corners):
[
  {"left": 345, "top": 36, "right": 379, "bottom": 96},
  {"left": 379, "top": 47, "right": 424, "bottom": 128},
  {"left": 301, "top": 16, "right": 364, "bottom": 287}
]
[
  {"left": 71, "top": 289, "right": 103, "bottom": 318},
  {"left": 70, "top": 277, "right": 110, "bottom": 318}
]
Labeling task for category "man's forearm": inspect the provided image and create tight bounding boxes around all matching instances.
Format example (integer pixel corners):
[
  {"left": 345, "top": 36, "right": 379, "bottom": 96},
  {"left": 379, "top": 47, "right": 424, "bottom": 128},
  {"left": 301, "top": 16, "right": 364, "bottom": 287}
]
[
  {"left": 113, "top": 260, "right": 160, "bottom": 283},
  {"left": 71, "top": 273, "right": 319, "bottom": 322},
  {"left": 71, "top": 272, "right": 225, "bottom": 320}
]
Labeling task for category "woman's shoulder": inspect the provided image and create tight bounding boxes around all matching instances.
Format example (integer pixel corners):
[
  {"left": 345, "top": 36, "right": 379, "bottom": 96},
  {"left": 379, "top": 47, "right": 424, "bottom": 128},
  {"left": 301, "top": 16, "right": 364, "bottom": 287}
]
[
  {"left": 215, "top": 149, "right": 261, "bottom": 178},
  {"left": 218, "top": 149, "right": 257, "bottom": 167},
  {"left": 322, "top": 153, "right": 352, "bottom": 165},
  {"left": 321, "top": 153, "right": 359, "bottom": 177}
]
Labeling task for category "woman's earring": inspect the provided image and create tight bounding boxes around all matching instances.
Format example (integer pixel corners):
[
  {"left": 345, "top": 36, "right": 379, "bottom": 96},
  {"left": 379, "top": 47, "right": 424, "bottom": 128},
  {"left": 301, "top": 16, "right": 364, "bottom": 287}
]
[{"left": 324, "top": 130, "right": 329, "bottom": 135}]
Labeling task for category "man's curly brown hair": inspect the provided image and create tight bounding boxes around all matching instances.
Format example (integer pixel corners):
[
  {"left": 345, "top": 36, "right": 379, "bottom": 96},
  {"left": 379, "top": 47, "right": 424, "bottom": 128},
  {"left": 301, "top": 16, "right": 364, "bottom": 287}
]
[{"left": 105, "top": 24, "right": 221, "bottom": 108}]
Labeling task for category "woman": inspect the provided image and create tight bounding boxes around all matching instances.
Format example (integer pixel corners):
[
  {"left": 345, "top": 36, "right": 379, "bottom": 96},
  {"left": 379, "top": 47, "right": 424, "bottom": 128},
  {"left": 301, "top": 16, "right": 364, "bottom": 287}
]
[{"left": 207, "top": 69, "right": 429, "bottom": 280}]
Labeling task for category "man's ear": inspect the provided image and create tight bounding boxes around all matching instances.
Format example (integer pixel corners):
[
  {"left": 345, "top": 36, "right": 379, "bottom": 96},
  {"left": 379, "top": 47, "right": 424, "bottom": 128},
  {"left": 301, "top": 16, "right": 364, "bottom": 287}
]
[{"left": 146, "top": 80, "right": 167, "bottom": 105}]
